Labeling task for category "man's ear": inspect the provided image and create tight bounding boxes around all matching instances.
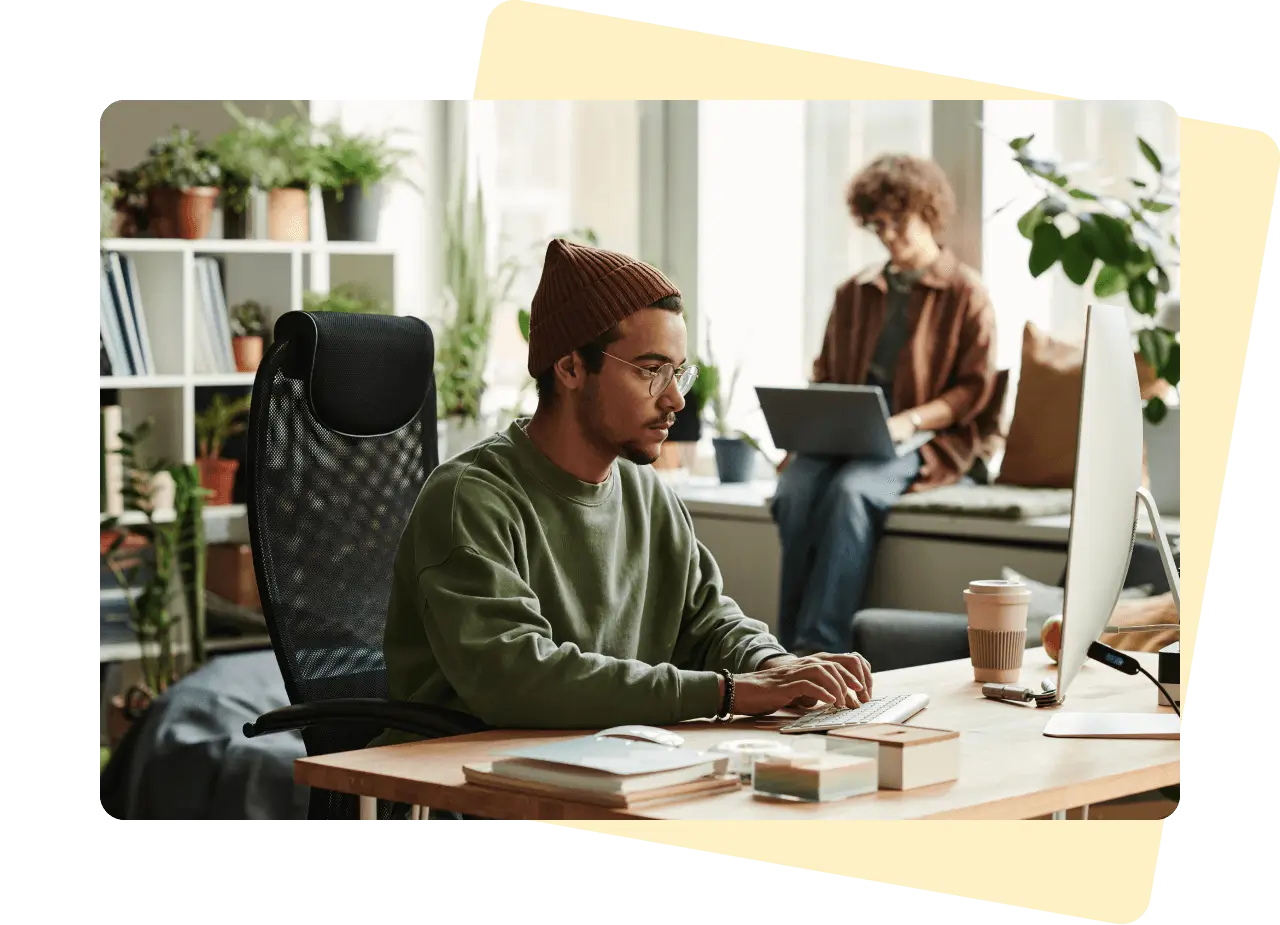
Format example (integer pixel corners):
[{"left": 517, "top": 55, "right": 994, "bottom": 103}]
[{"left": 554, "top": 352, "right": 585, "bottom": 393}]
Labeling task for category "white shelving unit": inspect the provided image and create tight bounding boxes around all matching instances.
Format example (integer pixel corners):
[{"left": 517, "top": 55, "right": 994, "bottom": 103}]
[
  {"left": 100, "top": 237, "right": 397, "bottom": 538},
  {"left": 100, "top": 236, "right": 397, "bottom": 662}
]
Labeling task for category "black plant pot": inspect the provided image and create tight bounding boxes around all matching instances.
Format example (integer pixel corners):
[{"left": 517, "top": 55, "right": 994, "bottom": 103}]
[
  {"left": 668, "top": 396, "right": 703, "bottom": 442},
  {"left": 713, "top": 437, "right": 755, "bottom": 484},
  {"left": 222, "top": 206, "right": 248, "bottom": 240},
  {"left": 323, "top": 183, "right": 383, "bottom": 242}
]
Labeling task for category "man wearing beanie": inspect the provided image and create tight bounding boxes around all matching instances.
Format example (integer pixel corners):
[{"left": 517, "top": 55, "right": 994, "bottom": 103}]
[{"left": 377, "top": 239, "right": 874, "bottom": 740}]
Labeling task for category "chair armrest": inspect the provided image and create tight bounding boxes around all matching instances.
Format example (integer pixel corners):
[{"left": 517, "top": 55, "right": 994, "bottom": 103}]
[{"left": 243, "top": 699, "right": 487, "bottom": 741}]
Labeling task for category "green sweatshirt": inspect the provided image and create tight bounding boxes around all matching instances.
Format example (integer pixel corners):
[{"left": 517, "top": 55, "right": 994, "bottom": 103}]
[{"left": 377, "top": 419, "right": 787, "bottom": 740}]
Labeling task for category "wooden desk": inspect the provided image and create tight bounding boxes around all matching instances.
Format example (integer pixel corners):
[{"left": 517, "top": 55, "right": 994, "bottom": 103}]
[{"left": 294, "top": 649, "right": 1179, "bottom": 820}]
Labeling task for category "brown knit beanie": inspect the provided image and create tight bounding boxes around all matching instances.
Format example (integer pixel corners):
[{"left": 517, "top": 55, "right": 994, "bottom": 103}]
[{"left": 526, "top": 239, "right": 681, "bottom": 377}]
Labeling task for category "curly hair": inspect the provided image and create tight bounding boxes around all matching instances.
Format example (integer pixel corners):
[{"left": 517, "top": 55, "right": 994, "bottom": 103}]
[{"left": 846, "top": 154, "right": 956, "bottom": 234}]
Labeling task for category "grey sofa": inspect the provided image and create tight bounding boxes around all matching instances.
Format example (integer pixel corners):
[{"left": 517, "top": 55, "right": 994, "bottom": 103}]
[{"left": 851, "top": 537, "right": 1178, "bottom": 672}]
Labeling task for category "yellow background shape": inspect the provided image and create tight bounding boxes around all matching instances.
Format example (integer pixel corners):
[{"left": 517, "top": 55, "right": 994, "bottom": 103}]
[{"left": 476, "top": 2, "right": 1278, "bottom": 921}]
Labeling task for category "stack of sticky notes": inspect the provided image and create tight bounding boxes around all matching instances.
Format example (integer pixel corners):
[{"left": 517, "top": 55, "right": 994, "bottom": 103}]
[
  {"left": 825, "top": 724, "right": 959, "bottom": 790},
  {"left": 750, "top": 750, "right": 878, "bottom": 803}
]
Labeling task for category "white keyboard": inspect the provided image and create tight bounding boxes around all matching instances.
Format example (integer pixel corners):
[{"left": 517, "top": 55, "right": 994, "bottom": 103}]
[{"left": 778, "top": 693, "right": 930, "bottom": 734}]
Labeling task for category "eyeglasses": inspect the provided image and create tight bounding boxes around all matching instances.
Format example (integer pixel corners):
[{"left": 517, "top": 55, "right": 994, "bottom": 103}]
[{"left": 601, "top": 352, "right": 700, "bottom": 398}]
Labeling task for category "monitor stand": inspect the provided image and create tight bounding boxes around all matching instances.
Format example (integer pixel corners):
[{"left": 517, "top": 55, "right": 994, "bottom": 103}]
[{"left": 1043, "top": 488, "right": 1182, "bottom": 740}]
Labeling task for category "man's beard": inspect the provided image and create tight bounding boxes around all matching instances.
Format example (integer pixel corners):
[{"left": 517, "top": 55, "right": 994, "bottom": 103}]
[
  {"left": 579, "top": 399, "right": 671, "bottom": 466},
  {"left": 621, "top": 444, "right": 660, "bottom": 466}
]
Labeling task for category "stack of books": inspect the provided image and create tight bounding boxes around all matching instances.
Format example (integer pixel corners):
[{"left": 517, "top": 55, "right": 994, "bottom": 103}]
[
  {"left": 100, "top": 252, "right": 154, "bottom": 377},
  {"left": 463, "top": 736, "right": 739, "bottom": 808}
]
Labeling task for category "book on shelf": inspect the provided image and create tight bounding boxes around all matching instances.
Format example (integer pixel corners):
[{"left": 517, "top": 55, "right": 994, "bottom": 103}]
[
  {"left": 100, "top": 251, "right": 154, "bottom": 377},
  {"left": 462, "top": 735, "right": 736, "bottom": 807},
  {"left": 194, "top": 257, "right": 236, "bottom": 374},
  {"left": 97, "top": 250, "right": 243, "bottom": 377}
]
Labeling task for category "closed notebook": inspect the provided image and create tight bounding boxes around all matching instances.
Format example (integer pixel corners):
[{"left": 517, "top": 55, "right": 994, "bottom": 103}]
[{"left": 490, "top": 736, "right": 726, "bottom": 795}]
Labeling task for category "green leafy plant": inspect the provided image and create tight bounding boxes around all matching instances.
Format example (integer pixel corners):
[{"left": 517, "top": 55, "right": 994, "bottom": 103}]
[
  {"left": 303, "top": 282, "right": 390, "bottom": 315},
  {"left": 698, "top": 322, "right": 764, "bottom": 456},
  {"left": 100, "top": 161, "right": 120, "bottom": 238},
  {"left": 992, "top": 131, "right": 1180, "bottom": 423},
  {"left": 436, "top": 166, "right": 521, "bottom": 421},
  {"left": 211, "top": 107, "right": 272, "bottom": 214},
  {"left": 138, "top": 126, "right": 222, "bottom": 191},
  {"left": 229, "top": 300, "right": 267, "bottom": 338},
  {"left": 195, "top": 393, "right": 252, "bottom": 460},
  {"left": 219, "top": 102, "right": 322, "bottom": 194},
  {"left": 99, "top": 157, "right": 147, "bottom": 232},
  {"left": 314, "top": 121, "right": 417, "bottom": 198},
  {"left": 102, "top": 419, "right": 209, "bottom": 693}
]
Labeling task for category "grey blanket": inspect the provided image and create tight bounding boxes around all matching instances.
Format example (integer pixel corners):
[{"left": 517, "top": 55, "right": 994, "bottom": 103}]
[{"left": 101, "top": 650, "right": 309, "bottom": 819}]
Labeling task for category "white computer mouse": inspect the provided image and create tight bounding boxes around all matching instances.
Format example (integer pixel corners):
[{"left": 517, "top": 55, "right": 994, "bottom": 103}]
[{"left": 596, "top": 725, "right": 684, "bottom": 748}]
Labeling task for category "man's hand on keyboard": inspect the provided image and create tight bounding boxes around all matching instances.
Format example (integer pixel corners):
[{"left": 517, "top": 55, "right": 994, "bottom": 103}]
[{"left": 734, "top": 653, "right": 871, "bottom": 717}]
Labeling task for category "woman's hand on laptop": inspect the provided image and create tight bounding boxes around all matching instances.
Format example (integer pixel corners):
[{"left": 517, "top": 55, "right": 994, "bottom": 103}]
[{"left": 887, "top": 413, "right": 918, "bottom": 444}]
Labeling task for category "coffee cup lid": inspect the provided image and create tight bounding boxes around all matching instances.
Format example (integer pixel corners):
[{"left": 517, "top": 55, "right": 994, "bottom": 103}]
[{"left": 967, "top": 579, "right": 1027, "bottom": 594}]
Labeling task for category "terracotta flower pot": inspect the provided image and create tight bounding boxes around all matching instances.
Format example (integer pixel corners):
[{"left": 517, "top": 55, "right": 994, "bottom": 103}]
[
  {"left": 197, "top": 457, "right": 240, "bottom": 506},
  {"left": 233, "top": 336, "right": 264, "bottom": 373},
  {"left": 267, "top": 187, "right": 310, "bottom": 241},
  {"left": 148, "top": 187, "right": 218, "bottom": 239}
]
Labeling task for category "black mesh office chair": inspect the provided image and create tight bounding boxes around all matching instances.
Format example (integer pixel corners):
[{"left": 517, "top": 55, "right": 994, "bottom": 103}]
[{"left": 241, "top": 310, "right": 485, "bottom": 819}]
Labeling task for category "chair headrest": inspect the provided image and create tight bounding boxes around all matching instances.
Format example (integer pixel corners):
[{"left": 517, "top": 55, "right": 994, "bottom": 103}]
[{"left": 272, "top": 311, "right": 435, "bottom": 436}]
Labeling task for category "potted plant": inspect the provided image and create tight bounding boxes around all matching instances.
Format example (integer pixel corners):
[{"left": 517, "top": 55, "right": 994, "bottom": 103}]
[
  {"left": 110, "top": 166, "right": 148, "bottom": 237},
  {"left": 700, "top": 326, "right": 764, "bottom": 483},
  {"left": 222, "top": 102, "right": 320, "bottom": 242},
  {"left": 996, "top": 132, "right": 1180, "bottom": 423},
  {"left": 303, "top": 282, "right": 390, "bottom": 315},
  {"left": 435, "top": 167, "right": 519, "bottom": 458},
  {"left": 212, "top": 108, "right": 271, "bottom": 239},
  {"left": 195, "top": 393, "right": 252, "bottom": 505},
  {"left": 138, "top": 126, "right": 222, "bottom": 239},
  {"left": 100, "top": 151, "right": 122, "bottom": 238},
  {"left": 102, "top": 420, "right": 208, "bottom": 743},
  {"left": 229, "top": 300, "right": 268, "bottom": 372},
  {"left": 315, "top": 121, "right": 415, "bottom": 242}
]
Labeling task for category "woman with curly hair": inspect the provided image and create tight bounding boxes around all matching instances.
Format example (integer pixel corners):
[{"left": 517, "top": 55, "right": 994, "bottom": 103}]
[{"left": 771, "top": 153, "right": 1000, "bottom": 656}]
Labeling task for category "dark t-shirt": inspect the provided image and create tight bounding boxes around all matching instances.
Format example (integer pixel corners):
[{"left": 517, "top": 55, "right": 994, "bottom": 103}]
[{"left": 866, "top": 263, "right": 925, "bottom": 410}]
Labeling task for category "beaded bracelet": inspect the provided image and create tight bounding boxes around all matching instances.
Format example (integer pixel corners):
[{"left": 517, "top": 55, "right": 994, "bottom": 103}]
[{"left": 717, "top": 669, "right": 736, "bottom": 721}]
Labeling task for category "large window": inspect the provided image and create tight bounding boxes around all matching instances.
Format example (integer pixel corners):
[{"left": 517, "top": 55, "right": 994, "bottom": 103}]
[
  {"left": 466, "top": 101, "right": 642, "bottom": 414},
  {"left": 447, "top": 99, "right": 1177, "bottom": 454},
  {"left": 698, "top": 101, "right": 934, "bottom": 457}
]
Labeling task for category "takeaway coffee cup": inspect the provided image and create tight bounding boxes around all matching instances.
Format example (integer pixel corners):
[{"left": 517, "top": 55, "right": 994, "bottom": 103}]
[{"left": 964, "top": 579, "right": 1033, "bottom": 683}]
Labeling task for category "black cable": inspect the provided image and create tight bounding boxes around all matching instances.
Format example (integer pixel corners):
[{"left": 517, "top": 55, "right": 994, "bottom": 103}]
[
  {"left": 1136, "top": 665, "right": 1182, "bottom": 716},
  {"left": 1087, "top": 641, "right": 1181, "bottom": 717}
]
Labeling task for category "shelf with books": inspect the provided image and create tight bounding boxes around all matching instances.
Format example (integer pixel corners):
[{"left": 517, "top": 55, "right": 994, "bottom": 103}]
[
  {"left": 100, "top": 241, "right": 397, "bottom": 672},
  {"left": 99, "top": 239, "right": 391, "bottom": 521}
]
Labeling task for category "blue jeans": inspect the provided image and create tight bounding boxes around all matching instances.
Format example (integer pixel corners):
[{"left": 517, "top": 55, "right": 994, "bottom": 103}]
[{"left": 771, "top": 452, "right": 921, "bottom": 654}]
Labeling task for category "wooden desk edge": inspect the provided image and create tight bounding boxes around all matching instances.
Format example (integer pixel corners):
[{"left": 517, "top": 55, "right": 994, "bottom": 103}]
[{"left": 295, "top": 755, "right": 1180, "bottom": 821}]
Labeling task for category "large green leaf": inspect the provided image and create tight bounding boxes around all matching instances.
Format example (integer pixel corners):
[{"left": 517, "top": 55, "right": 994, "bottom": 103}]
[
  {"left": 1128, "top": 275, "right": 1157, "bottom": 315},
  {"left": 1078, "top": 213, "right": 1129, "bottom": 264},
  {"left": 1093, "top": 265, "right": 1129, "bottom": 298},
  {"left": 1028, "top": 223, "right": 1063, "bottom": 278},
  {"left": 1138, "top": 137, "right": 1163, "bottom": 174},
  {"left": 1017, "top": 200, "right": 1047, "bottom": 240},
  {"left": 1060, "top": 233, "right": 1095, "bottom": 286},
  {"left": 1141, "top": 327, "right": 1177, "bottom": 386},
  {"left": 1161, "top": 340, "right": 1180, "bottom": 388},
  {"left": 517, "top": 308, "right": 531, "bottom": 343}
]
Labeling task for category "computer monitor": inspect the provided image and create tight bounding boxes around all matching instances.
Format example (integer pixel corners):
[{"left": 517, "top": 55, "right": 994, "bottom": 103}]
[{"left": 1053, "top": 303, "right": 1181, "bottom": 711}]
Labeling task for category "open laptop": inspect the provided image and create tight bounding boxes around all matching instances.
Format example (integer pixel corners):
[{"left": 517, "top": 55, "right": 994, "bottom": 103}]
[{"left": 755, "top": 383, "right": 934, "bottom": 461}]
